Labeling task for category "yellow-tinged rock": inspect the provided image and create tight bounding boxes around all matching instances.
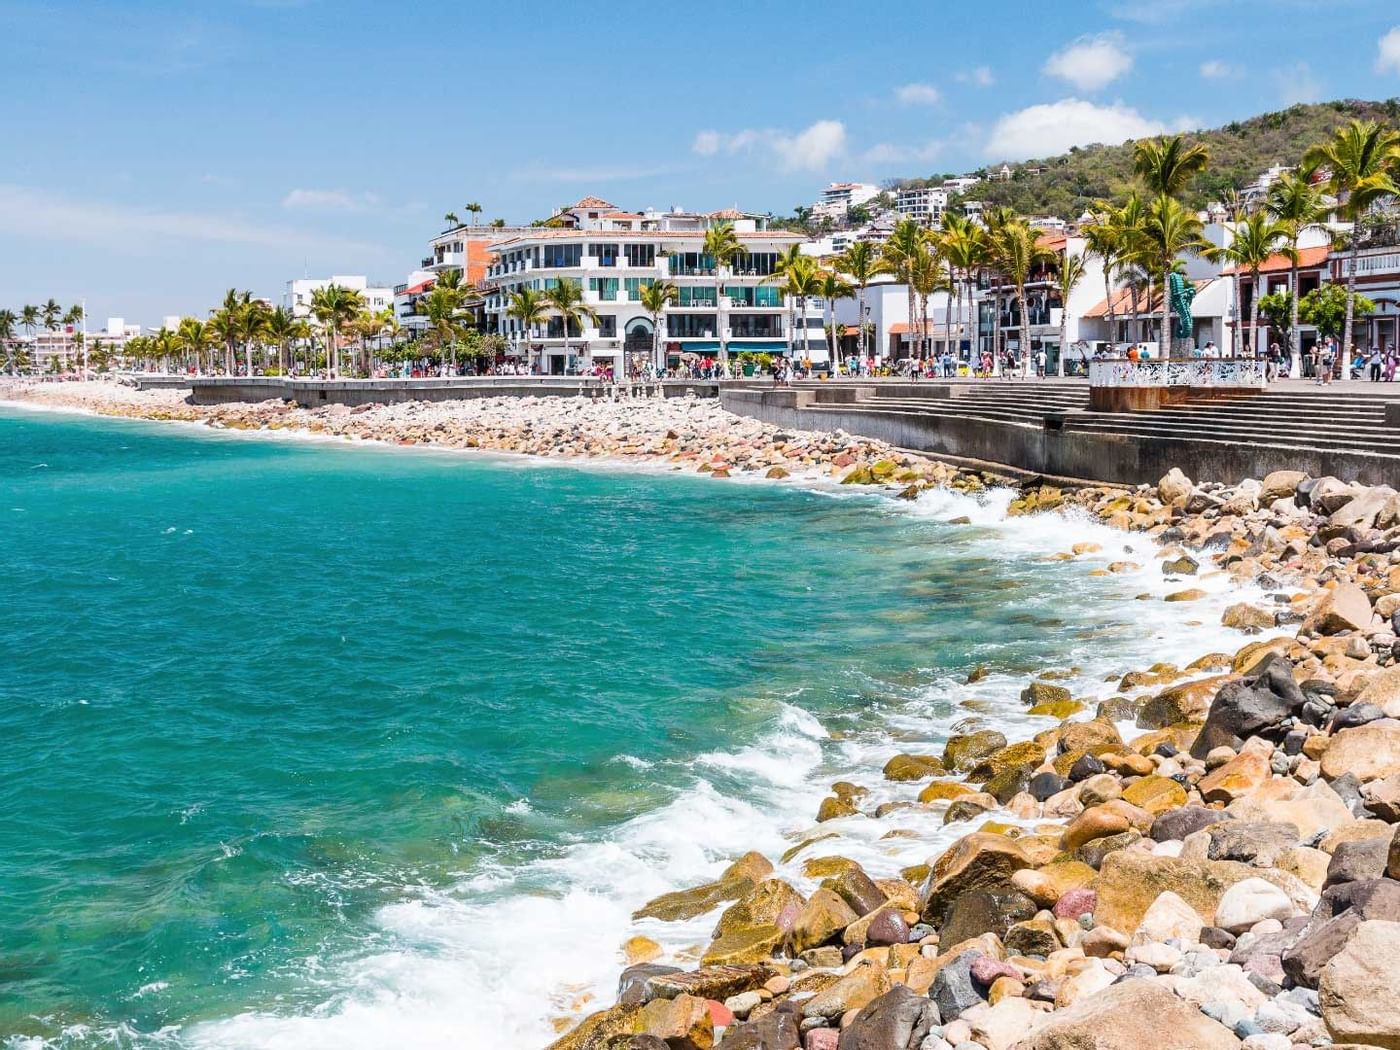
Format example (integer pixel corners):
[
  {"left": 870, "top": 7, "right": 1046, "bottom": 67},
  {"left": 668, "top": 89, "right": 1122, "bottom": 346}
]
[
  {"left": 803, "top": 855, "right": 860, "bottom": 879},
  {"left": 918, "top": 780, "right": 978, "bottom": 804},
  {"left": 1028, "top": 699, "right": 1087, "bottom": 718},
  {"left": 1164, "top": 589, "right": 1207, "bottom": 603},
  {"left": 1122, "top": 775, "right": 1188, "bottom": 815},
  {"left": 1198, "top": 750, "right": 1272, "bottom": 803},
  {"left": 702, "top": 924, "right": 784, "bottom": 966},
  {"left": 623, "top": 935, "right": 663, "bottom": 965}
]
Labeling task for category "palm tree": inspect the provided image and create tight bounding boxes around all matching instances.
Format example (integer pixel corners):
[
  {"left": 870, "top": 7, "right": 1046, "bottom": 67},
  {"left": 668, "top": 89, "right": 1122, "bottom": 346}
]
[
  {"left": 1303, "top": 119, "right": 1400, "bottom": 377},
  {"left": 883, "top": 218, "right": 930, "bottom": 365},
  {"left": 701, "top": 222, "right": 743, "bottom": 369},
  {"left": 41, "top": 299, "right": 61, "bottom": 333},
  {"left": 152, "top": 328, "right": 181, "bottom": 373},
  {"left": 506, "top": 287, "right": 549, "bottom": 371},
  {"left": 1267, "top": 170, "right": 1328, "bottom": 373},
  {"left": 418, "top": 280, "right": 467, "bottom": 374},
  {"left": 444, "top": 211, "right": 461, "bottom": 229},
  {"left": 208, "top": 309, "right": 240, "bottom": 376},
  {"left": 0, "top": 309, "right": 16, "bottom": 372},
  {"left": 1143, "top": 194, "right": 1210, "bottom": 355},
  {"left": 264, "top": 305, "right": 299, "bottom": 374},
  {"left": 767, "top": 245, "right": 806, "bottom": 359},
  {"left": 1212, "top": 210, "right": 1286, "bottom": 362},
  {"left": 177, "top": 318, "right": 216, "bottom": 373},
  {"left": 1055, "top": 252, "right": 1088, "bottom": 376},
  {"left": 768, "top": 255, "right": 825, "bottom": 365},
  {"left": 991, "top": 219, "right": 1054, "bottom": 374},
  {"left": 816, "top": 269, "right": 855, "bottom": 368},
  {"left": 908, "top": 245, "right": 947, "bottom": 364},
  {"left": 637, "top": 280, "right": 678, "bottom": 371},
  {"left": 237, "top": 298, "right": 270, "bottom": 376},
  {"left": 465, "top": 202, "right": 483, "bottom": 226},
  {"left": 20, "top": 305, "right": 40, "bottom": 342},
  {"left": 309, "top": 283, "right": 363, "bottom": 375},
  {"left": 543, "top": 277, "right": 600, "bottom": 372},
  {"left": 1133, "top": 134, "right": 1211, "bottom": 199},
  {"left": 835, "top": 241, "right": 888, "bottom": 365}
]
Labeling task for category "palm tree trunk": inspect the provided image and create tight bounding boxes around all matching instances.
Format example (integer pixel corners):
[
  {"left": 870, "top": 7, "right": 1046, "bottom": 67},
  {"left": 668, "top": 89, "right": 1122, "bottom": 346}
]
[
  {"left": 1250, "top": 268, "right": 1262, "bottom": 369},
  {"left": 801, "top": 295, "right": 811, "bottom": 363},
  {"left": 1231, "top": 271, "right": 1242, "bottom": 358},
  {"left": 907, "top": 283, "right": 916, "bottom": 366},
  {"left": 1160, "top": 265, "right": 1172, "bottom": 358},
  {"left": 1059, "top": 309, "right": 1069, "bottom": 378},
  {"left": 1289, "top": 241, "right": 1303, "bottom": 379},
  {"left": 1019, "top": 286, "right": 1031, "bottom": 378},
  {"left": 1103, "top": 266, "right": 1117, "bottom": 353},
  {"left": 857, "top": 283, "right": 867, "bottom": 363},
  {"left": 715, "top": 271, "right": 726, "bottom": 372}
]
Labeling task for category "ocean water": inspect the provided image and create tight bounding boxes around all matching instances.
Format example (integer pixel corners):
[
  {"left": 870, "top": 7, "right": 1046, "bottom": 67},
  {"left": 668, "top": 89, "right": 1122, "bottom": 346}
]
[{"left": 0, "top": 406, "right": 1263, "bottom": 1049}]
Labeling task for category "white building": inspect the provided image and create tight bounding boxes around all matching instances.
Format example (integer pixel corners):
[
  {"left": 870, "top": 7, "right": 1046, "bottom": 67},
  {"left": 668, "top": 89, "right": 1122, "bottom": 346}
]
[
  {"left": 285, "top": 275, "right": 394, "bottom": 319},
  {"left": 895, "top": 186, "right": 949, "bottom": 226},
  {"left": 941, "top": 176, "right": 980, "bottom": 194},
  {"left": 481, "top": 199, "right": 821, "bottom": 373},
  {"left": 812, "top": 182, "right": 880, "bottom": 223}
]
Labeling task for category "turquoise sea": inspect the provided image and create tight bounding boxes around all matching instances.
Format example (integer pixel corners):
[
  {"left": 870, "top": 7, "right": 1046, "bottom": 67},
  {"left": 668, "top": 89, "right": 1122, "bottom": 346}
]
[{"left": 0, "top": 406, "right": 1257, "bottom": 1049}]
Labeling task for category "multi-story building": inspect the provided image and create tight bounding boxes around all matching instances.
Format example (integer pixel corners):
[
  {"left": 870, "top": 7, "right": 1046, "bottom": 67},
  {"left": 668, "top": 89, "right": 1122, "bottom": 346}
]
[
  {"left": 481, "top": 201, "right": 817, "bottom": 374},
  {"left": 285, "top": 275, "right": 394, "bottom": 319},
  {"left": 812, "top": 182, "right": 880, "bottom": 223},
  {"left": 940, "top": 176, "right": 980, "bottom": 194},
  {"left": 1330, "top": 215, "right": 1400, "bottom": 356},
  {"left": 895, "top": 186, "right": 949, "bottom": 227}
]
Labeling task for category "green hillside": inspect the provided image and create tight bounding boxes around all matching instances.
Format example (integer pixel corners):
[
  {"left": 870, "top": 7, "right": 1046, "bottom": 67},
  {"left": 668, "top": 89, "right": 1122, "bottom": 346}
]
[{"left": 903, "top": 98, "right": 1400, "bottom": 221}]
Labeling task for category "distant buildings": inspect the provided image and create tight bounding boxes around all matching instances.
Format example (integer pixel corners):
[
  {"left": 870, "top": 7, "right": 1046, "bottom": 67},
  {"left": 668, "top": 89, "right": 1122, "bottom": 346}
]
[
  {"left": 286, "top": 275, "right": 394, "bottom": 319},
  {"left": 481, "top": 196, "right": 821, "bottom": 373},
  {"left": 895, "top": 186, "right": 948, "bottom": 226},
  {"left": 812, "top": 182, "right": 880, "bottom": 222}
]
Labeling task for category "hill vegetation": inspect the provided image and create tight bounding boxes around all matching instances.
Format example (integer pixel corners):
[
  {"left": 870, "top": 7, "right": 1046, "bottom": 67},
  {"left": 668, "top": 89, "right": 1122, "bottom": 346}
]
[{"left": 890, "top": 98, "right": 1400, "bottom": 220}]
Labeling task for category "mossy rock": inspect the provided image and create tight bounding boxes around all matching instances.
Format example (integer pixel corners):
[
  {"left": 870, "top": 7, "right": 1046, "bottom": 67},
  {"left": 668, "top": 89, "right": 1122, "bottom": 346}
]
[
  {"left": 1095, "top": 696, "right": 1141, "bottom": 722},
  {"left": 1121, "top": 774, "right": 1188, "bottom": 815},
  {"left": 840, "top": 465, "right": 875, "bottom": 485},
  {"left": 701, "top": 924, "right": 784, "bottom": 966},
  {"left": 1164, "top": 588, "right": 1207, "bottom": 603},
  {"left": 781, "top": 833, "right": 837, "bottom": 864},
  {"left": 1058, "top": 719, "right": 1123, "bottom": 757},
  {"left": 803, "top": 855, "right": 861, "bottom": 879},
  {"left": 817, "top": 796, "right": 858, "bottom": 822},
  {"left": 943, "top": 729, "right": 1008, "bottom": 772},
  {"left": 714, "top": 878, "right": 805, "bottom": 939},
  {"left": 984, "top": 766, "right": 1033, "bottom": 804},
  {"left": 918, "top": 780, "right": 978, "bottom": 804},
  {"left": 1021, "top": 681, "right": 1072, "bottom": 706},
  {"left": 633, "top": 875, "right": 753, "bottom": 921},
  {"left": 883, "top": 754, "right": 947, "bottom": 782},
  {"left": 1028, "top": 699, "right": 1087, "bottom": 719},
  {"left": 968, "top": 740, "right": 1047, "bottom": 782},
  {"left": 870, "top": 459, "right": 898, "bottom": 479}
]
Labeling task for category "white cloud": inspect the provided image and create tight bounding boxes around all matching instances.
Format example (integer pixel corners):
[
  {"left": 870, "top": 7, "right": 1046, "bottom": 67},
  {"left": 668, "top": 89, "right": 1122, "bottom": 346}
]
[
  {"left": 862, "top": 140, "right": 945, "bottom": 166},
  {"left": 894, "top": 82, "right": 940, "bottom": 105},
  {"left": 1377, "top": 26, "right": 1400, "bottom": 75},
  {"left": 0, "top": 183, "right": 381, "bottom": 256},
  {"left": 955, "top": 66, "right": 996, "bottom": 87},
  {"left": 1199, "top": 59, "right": 1238, "bottom": 80},
  {"left": 1043, "top": 31, "right": 1133, "bottom": 91},
  {"left": 691, "top": 120, "right": 847, "bottom": 173},
  {"left": 1275, "top": 61, "right": 1322, "bottom": 104},
  {"left": 281, "top": 188, "right": 378, "bottom": 211},
  {"left": 985, "top": 99, "right": 1173, "bottom": 160}
]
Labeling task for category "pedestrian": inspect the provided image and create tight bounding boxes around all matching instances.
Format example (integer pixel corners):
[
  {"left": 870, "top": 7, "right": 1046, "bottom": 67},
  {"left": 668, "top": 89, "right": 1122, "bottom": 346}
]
[
  {"left": 1369, "top": 346, "right": 1383, "bottom": 382},
  {"left": 1035, "top": 348, "right": 1046, "bottom": 379},
  {"left": 1320, "top": 339, "right": 1335, "bottom": 385}
]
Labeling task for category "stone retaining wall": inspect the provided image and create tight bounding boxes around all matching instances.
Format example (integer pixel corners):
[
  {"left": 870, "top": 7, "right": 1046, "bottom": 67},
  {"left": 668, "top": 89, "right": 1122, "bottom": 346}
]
[{"left": 187, "top": 376, "right": 721, "bottom": 407}]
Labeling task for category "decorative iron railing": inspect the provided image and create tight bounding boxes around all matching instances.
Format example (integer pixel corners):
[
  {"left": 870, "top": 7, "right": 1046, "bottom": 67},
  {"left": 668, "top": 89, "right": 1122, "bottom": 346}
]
[{"left": 1088, "top": 358, "right": 1269, "bottom": 389}]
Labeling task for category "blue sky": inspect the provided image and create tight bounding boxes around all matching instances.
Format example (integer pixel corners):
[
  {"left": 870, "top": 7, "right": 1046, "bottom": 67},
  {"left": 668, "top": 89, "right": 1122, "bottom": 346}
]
[{"left": 3, "top": 0, "right": 1399, "bottom": 325}]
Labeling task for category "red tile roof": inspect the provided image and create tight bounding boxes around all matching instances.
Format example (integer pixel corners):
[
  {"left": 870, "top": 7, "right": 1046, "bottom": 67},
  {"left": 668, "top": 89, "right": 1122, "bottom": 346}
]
[
  {"left": 398, "top": 278, "right": 435, "bottom": 297},
  {"left": 571, "top": 196, "right": 617, "bottom": 210},
  {"left": 1082, "top": 279, "right": 1212, "bottom": 319},
  {"left": 1221, "top": 245, "right": 1330, "bottom": 276}
]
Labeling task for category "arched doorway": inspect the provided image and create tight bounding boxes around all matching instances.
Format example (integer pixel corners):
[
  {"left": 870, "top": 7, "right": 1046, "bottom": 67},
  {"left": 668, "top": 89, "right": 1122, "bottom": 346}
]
[{"left": 624, "top": 317, "right": 655, "bottom": 374}]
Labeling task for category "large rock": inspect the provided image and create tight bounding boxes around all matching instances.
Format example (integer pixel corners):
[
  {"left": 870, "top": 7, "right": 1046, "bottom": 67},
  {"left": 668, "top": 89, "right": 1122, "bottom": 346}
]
[
  {"left": 1016, "top": 978, "right": 1240, "bottom": 1049},
  {"left": 822, "top": 867, "right": 888, "bottom": 917},
  {"left": 1198, "top": 750, "right": 1272, "bottom": 803},
  {"left": 1355, "top": 665, "right": 1400, "bottom": 718},
  {"left": 1214, "top": 877, "right": 1297, "bottom": 933},
  {"left": 1207, "top": 821, "right": 1300, "bottom": 867},
  {"left": 1092, "top": 851, "right": 1305, "bottom": 934},
  {"left": 637, "top": 993, "right": 714, "bottom": 1050},
  {"left": 1304, "top": 581, "right": 1374, "bottom": 636},
  {"left": 547, "top": 1004, "right": 642, "bottom": 1050},
  {"left": 645, "top": 965, "right": 774, "bottom": 1003},
  {"left": 1058, "top": 719, "right": 1121, "bottom": 756},
  {"left": 714, "top": 880, "right": 806, "bottom": 938},
  {"left": 938, "top": 887, "right": 1037, "bottom": 947},
  {"left": 919, "top": 833, "right": 1032, "bottom": 924},
  {"left": 1138, "top": 676, "right": 1228, "bottom": 729},
  {"left": 882, "top": 754, "right": 947, "bottom": 781},
  {"left": 1159, "top": 468, "right": 1194, "bottom": 507},
  {"left": 1284, "top": 880, "right": 1400, "bottom": 987},
  {"left": 1122, "top": 774, "right": 1187, "bottom": 815},
  {"left": 943, "top": 730, "right": 1008, "bottom": 773},
  {"left": 835, "top": 984, "right": 938, "bottom": 1050},
  {"left": 1190, "top": 653, "right": 1304, "bottom": 758},
  {"left": 801, "top": 961, "right": 890, "bottom": 1019},
  {"left": 1260, "top": 470, "right": 1306, "bottom": 506},
  {"left": 1320, "top": 920, "right": 1400, "bottom": 1049},
  {"left": 929, "top": 951, "right": 982, "bottom": 1022},
  {"left": 967, "top": 996, "right": 1053, "bottom": 1050},
  {"left": 1321, "top": 722, "right": 1400, "bottom": 783},
  {"left": 967, "top": 740, "right": 1046, "bottom": 782},
  {"left": 1329, "top": 486, "right": 1397, "bottom": 529},
  {"left": 788, "top": 888, "right": 859, "bottom": 953},
  {"left": 715, "top": 1003, "right": 800, "bottom": 1050},
  {"left": 635, "top": 876, "right": 754, "bottom": 921},
  {"left": 1133, "top": 889, "right": 1204, "bottom": 944},
  {"left": 702, "top": 925, "right": 784, "bottom": 966}
]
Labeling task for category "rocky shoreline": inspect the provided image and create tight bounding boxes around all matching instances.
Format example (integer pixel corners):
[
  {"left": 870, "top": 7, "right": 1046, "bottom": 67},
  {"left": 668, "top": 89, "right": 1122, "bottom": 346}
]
[
  {"left": 548, "top": 467, "right": 1400, "bottom": 1050},
  {"left": 7, "top": 383, "right": 1400, "bottom": 1050}
]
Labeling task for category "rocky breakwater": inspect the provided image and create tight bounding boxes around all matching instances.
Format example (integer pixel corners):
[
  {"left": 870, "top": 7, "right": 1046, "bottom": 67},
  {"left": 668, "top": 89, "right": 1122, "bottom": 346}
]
[{"left": 552, "top": 466, "right": 1400, "bottom": 1050}]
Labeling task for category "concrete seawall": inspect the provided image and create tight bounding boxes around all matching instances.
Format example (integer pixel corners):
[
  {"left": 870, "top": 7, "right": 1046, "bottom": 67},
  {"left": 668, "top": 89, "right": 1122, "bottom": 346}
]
[
  {"left": 721, "top": 387, "right": 1400, "bottom": 487},
  {"left": 186, "top": 376, "right": 720, "bottom": 407}
]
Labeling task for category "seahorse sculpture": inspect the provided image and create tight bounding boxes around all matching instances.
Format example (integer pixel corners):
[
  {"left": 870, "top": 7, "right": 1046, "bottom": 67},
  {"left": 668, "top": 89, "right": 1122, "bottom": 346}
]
[{"left": 1168, "top": 272, "right": 1195, "bottom": 340}]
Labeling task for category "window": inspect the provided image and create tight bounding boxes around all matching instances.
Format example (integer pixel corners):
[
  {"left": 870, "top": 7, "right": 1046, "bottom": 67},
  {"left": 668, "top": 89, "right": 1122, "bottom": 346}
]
[
  {"left": 625, "top": 243, "right": 655, "bottom": 267},
  {"left": 624, "top": 277, "right": 651, "bottom": 301},
  {"left": 597, "top": 316, "right": 617, "bottom": 337},
  {"left": 588, "top": 277, "right": 619, "bottom": 301},
  {"left": 677, "top": 287, "right": 716, "bottom": 308},
  {"left": 588, "top": 243, "right": 619, "bottom": 266},
  {"left": 542, "top": 243, "right": 583, "bottom": 267},
  {"left": 668, "top": 313, "right": 718, "bottom": 338},
  {"left": 733, "top": 252, "right": 777, "bottom": 276},
  {"left": 730, "top": 314, "right": 782, "bottom": 338}
]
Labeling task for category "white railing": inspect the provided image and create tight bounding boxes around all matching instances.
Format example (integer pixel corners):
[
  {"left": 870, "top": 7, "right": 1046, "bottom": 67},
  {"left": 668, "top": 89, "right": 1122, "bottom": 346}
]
[{"left": 1089, "top": 358, "right": 1270, "bottom": 389}]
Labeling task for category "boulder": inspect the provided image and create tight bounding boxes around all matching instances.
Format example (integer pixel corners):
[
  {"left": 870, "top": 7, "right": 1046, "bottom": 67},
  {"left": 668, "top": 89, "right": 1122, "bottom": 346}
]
[
  {"left": 1214, "top": 877, "right": 1297, "bottom": 933},
  {"left": 714, "top": 880, "right": 806, "bottom": 939},
  {"left": 882, "top": 754, "right": 947, "bottom": 781},
  {"left": 967, "top": 740, "right": 1046, "bottom": 782},
  {"left": 1022, "top": 682, "right": 1072, "bottom": 707},
  {"left": 1122, "top": 774, "right": 1188, "bottom": 815},
  {"left": 1319, "top": 920, "right": 1400, "bottom": 1049},
  {"left": 1222, "top": 604, "right": 1277, "bottom": 632},
  {"left": 1091, "top": 851, "right": 1303, "bottom": 934},
  {"left": 938, "top": 887, "right": 1037, "bottom": 947},
  {"left": 835, "top": 985, "right": 938, "bottom": 1050},
  {"left": 967, "top": 996, "right": 1053, "bottom": 1050},
  {"left": 1133, "top": 889, "right": 1204, "bottom": 944},
  {"left": 1303, "top": 581, "right": 1373, "bottom": 636},
  {"left": 801, "top": 961, "right": 891, "bottom": 1019},
  {"left": 1325, "top": 839, "right": 1389, "bottom": 886},
  {"left": 1207, "top": 821, "right": 1301, "bottom": 868},
  {"left": 1058, "top": 719, "right": 1122, "bottom": 756},
  {"left": 816, "top": 796, "right": 858, "bottom": 822},
  {"left": 1159, "top": 468, "right": 1194, "bottom": 507},
  {"left": 715, "top": 1004, "right": 800, "bottom": 1050},
  {"left": 1138, "top": 676, "right": 1228, "bottom": 729},
  {"left": 702, "top": 925, "right": 785, "bottom": 966},
  {"left": 1152, "top": 805, "right": 1229, "bottom": 842},
  {"left": 1190, "top": 654, "right": 1304, "bottom": 758},
  {"left": 644, "top": 965, "right": 774, "bottom": 1003},
  {"left": 1003, "top": 917, "right": 1060, "bottom": 956},
  {"left": 943, "top": 730, "right": 1008, "bottom": 773},
  {"left": 1060, "top": 806, "right": 1131, "bottom": 851},
  {"left": 547, "top": 1004, "right": 643, "bottom": 1050},
  {"left": 1017, "top": 978, "right": 1241, "bottom": 1049},
  {"left": 788, "top": 888, "right": 859, "bottom": 953},
  {"left": 1259, "top": 470, "right": 1306, "bottom": 506},
  {"left": 1355, "top": 665, "right": 1400, "bottom": 718},
  {"left": 635, "top": 876, "right": 755, "bottom": 922},
  {"left": 919, "top": 834, "right": 1032, "bottom": 924},
  {"left": 636, "top": 994, "right": 714, "bottom": 1050},
  {"left": 929, "top": 951, "right": 982, "bottom": 1022},
  {"left": 1321, "top": 722, "right": 1400, "bottom": 783},
  {"left": 1329, "top": 486, "right": 1397, "bottom": 529},
  {"left": 722, "top": 852, "right": 775, "bottom": 885},
  {"left": 1198, "top": 750, "right": 1272, "bottom": 804},
  {"left": 822, "top": 867, "right": 888, "bottom": 918}
]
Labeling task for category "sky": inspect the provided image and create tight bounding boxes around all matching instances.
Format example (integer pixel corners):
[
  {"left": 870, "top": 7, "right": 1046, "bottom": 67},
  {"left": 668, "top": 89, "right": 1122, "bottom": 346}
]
[{"left": 3, "top": 0, "right": 1400, "bottom": 326}]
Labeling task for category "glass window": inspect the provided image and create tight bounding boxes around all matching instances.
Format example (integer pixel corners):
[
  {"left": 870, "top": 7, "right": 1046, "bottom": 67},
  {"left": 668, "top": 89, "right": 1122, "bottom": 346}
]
[
  {"left": 730, "top": 314, "right": 782, "bottom": 338},
  {"left": 597, "top": 316, "right": 617, "bottom": 337},
  {"left": 542, "top": 243, "right": 582, "bottom": 267},
  {"left": 668, "top": 313, "right": 719, "bottom": 338},
  {"left": 588, "top": 243, "right": 619, "bottom": 266},
  {"left": 625, "top": 244, "right": 655, "bottom": 267}
]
